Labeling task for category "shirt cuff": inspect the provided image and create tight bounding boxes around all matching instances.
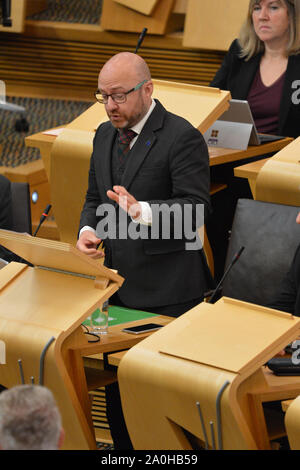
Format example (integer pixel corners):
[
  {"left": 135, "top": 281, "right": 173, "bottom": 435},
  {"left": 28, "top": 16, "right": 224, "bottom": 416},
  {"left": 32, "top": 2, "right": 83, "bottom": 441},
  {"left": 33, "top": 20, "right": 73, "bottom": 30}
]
[
  {"left": 131, "top": 201, "right": 152, "bottom": 226},
  {"left": 79, "top": 226, "right": 96, "bottom": 237}
]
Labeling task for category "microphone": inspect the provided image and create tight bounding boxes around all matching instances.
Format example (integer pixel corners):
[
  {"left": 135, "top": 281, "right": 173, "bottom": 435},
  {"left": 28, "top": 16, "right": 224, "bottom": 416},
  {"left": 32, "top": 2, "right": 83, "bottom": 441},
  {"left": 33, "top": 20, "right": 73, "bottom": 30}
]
[
  {"left": 33, "top": 204, "right": 52, "bottom": 237},
  {"left": 208, "top": 246, "right": 245, "bottom": 304},
  {"left": 135, "top": 28, "right": 148, "bottom": 54}
]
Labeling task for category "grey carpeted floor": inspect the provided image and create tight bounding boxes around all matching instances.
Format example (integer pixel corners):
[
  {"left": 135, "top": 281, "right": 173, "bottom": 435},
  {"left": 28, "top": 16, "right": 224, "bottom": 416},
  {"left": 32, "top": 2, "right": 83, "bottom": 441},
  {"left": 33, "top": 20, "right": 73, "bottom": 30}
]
[
  {"left": 27, "top": 0, "right": 103, "bottom": 24},
  {"left": 0, "top": 97, "right": 93, "bottom": 167}
]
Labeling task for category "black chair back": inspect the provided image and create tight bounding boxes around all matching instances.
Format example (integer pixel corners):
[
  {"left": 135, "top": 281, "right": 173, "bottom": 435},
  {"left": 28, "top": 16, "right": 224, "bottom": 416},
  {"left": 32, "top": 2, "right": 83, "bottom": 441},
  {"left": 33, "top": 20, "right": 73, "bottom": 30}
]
[
  {"left": 10, "top": 182, "right": 32, "bottom": 235},
  {"left": 222, "top": 199, "right": 300, "bottom": 307}
]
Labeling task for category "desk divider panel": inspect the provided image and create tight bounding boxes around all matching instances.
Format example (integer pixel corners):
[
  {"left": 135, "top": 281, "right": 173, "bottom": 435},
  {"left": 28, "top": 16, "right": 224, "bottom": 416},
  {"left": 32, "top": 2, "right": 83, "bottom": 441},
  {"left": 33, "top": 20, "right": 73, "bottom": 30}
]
[
  {"left": 50, "top": 129, "right": 94, "bottom": 245},
  {"left": 100, "top": 0, "right": 183, "bottom": 35},
  {"left": 113, "top": 0, "right": 159, "bottom": 15},
  {"left": 183, "top": 0, "right": 249, "bottom": 51}
]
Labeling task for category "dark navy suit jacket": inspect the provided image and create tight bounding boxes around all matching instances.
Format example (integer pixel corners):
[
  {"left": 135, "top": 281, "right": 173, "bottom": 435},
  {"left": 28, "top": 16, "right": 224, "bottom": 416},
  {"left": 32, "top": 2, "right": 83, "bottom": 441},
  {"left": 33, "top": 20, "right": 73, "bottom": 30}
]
[{"left": 79, "top": 100, "right": 213, "bottom": 308}]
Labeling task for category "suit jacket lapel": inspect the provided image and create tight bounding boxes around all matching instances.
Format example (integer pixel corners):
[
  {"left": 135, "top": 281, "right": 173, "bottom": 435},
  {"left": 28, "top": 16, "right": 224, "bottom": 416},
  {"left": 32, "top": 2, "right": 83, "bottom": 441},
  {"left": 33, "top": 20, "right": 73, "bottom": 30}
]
[
  {"left": 97, "top": 124, "right": 116, "bottom": 194},
  {"left": 121, "top": 100, "right": 165, "bottom": 190}
]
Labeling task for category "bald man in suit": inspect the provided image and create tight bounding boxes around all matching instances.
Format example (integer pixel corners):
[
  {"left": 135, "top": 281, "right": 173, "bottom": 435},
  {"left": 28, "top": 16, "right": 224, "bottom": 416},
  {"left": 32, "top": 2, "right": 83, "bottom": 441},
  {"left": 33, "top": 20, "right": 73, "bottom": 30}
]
[{"left": 76, "top": 52, "right": 213, "bottom": 449}]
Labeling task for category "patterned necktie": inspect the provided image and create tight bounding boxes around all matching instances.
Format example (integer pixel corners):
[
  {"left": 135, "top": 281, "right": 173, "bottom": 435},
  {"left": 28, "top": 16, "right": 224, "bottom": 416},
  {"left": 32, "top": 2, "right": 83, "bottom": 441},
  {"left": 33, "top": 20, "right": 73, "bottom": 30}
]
[{"left": 118, "top": 128, "right": 137, "bottom": 162}]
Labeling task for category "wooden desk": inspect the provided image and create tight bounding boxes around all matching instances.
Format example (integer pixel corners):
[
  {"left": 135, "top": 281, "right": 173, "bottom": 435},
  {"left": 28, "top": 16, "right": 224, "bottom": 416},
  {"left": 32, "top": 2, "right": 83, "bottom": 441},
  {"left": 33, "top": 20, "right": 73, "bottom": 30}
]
[
  {"left": 209, "top": 137, "right": 293, "bottom": 167},
  {"left": 116, "top": 297, "right": 300, "bottom": 450},
  {"left": 234, "top": 158, "right": 269, "bottom": 198},
  {"left": 25, "top": 130, "right": 57, "bottom": 181},
  {"left": 80, "top": 314, "right": 172, "bottom": 361},
  {"left": 232, "top": 137, "right": 294, "bottom": 198},
  {"left": 108, "top": 352, "right": 300, "bottom": 449},
  {"left": 88, "top": 321, "right": 300, "bottom": 449},
  {"left": 82, "top": 315, "right": 300, "bottom": 449},
  {"left": 82, "top": 315, "right": 172, "bottom": 396},
  {"left": 0, "top": 231, "right": 171, "bottom": 449},
  {"left": 107, "top": 355, "right": 300, "bottom": 448},
  {"left": 248, "top": 367, "right": 300, "bottom": 448},
  {"left": 80, "top": 314, "right": 173, "bottom": 396},
  {"left": 78, "top": 314, "right": 173, "bottom": 446}
]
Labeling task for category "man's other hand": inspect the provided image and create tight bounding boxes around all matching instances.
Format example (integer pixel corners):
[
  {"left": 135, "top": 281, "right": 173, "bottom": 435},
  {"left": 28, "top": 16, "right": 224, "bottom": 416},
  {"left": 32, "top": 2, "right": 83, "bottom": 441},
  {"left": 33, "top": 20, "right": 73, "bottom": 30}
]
[{"left": 76, "top": 230, "right": 104, "bottom": 259}]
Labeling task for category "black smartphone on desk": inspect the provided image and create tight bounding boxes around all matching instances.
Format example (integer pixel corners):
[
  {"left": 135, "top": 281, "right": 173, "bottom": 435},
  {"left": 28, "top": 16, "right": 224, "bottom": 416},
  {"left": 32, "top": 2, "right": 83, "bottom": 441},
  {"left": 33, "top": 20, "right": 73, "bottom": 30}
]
[
  {"left": 122, "top": 323, "right": 163, "bottom": 335},
  {"left": 267, "top": 358, "right": 300, "bottom": 376}
]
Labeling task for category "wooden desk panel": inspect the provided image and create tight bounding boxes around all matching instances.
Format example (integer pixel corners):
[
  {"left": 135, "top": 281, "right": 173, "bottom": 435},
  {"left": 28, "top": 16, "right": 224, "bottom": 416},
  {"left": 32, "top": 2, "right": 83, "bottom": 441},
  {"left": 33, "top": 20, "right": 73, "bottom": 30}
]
[
  {"left": 116, "top": 298, "right": 300, "bottom": 450},
  {"left": 233, "top": 137, "right": 296, "bottom": 199},
  {"left": 183, "top": 0, "right": 249, "bottom": 51},
  {"left": 108, "top": 353, "right": 300, "bottom": 446},
  {"left": 79, "top": 314, "right": 173, "bottom": 358},
  {"left": 101, "top": 0, "right": 183, "bottom": 35},
  {"left": 234, "top": 158, "right": 268, "bottom": 180},
  {"left": 234, "top": 158, "right": 269, "bottom": 198},
  {"left": 209, "top": 137, "right": 293, "bottom": 167},
  {"left": 247, "top": 368, "right": 300, "bottom": 448},
  {"left": 113, "top": 0, "right": 159, "bottom": 15}
]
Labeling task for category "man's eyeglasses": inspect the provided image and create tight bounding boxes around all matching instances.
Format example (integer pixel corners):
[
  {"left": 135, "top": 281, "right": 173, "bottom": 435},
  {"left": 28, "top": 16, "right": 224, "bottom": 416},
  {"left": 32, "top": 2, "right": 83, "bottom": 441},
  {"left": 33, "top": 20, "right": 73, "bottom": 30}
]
[{"left": 95, "top": 79, "right": 148, "bottom": 104}]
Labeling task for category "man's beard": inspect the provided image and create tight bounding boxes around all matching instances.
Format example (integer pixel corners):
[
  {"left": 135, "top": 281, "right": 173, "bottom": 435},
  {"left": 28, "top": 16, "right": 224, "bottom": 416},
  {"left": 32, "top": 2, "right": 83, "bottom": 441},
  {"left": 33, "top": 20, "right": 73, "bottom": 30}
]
[{"left": 108, "top": 101, "right": 148, "bottom": 129}]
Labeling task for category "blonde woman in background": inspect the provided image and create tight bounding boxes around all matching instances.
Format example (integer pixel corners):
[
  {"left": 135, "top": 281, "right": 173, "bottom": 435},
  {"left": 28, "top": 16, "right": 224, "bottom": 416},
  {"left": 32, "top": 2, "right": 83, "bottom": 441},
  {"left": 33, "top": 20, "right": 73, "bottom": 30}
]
[
  {"left": 211, "top": 0, "right": 300, "bottom": 138},
  {"left": 207, "top": 0, "right": 300, "bottom": 282}
]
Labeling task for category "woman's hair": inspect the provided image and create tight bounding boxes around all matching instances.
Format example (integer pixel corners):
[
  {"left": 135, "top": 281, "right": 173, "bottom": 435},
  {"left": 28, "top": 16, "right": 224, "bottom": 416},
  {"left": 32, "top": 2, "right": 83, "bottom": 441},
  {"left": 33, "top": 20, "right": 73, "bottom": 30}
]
[{"left": 238, "top": 0, "right": 300, "bottom": 59}]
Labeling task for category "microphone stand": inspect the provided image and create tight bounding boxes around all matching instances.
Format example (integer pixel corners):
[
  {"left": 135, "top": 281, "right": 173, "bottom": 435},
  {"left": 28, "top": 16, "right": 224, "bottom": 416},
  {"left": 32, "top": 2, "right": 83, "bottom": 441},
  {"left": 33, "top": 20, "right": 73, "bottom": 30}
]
[
  {"left": 135, "top": 28, "right": 147, "bottom": 54},
  {"left": 208, "top": 247, "right": 245, "bottom": 304},
  {"left": 33, "top": 204, "right": 52, "bottom": 237}
]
